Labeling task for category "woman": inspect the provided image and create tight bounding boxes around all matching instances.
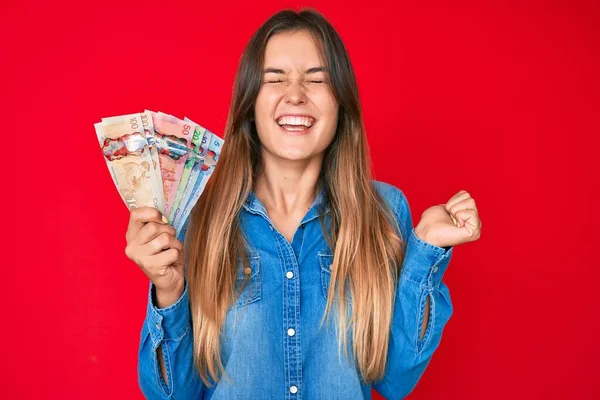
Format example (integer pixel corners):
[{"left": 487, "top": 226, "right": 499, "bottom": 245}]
[{"left": 127, "top": 8, "right": 482, "bottom": 400}]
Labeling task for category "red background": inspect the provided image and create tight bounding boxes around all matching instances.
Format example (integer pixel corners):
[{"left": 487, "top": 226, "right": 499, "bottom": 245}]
[{"left": 1, "top": 0, "right": 598, "bottom": 398}]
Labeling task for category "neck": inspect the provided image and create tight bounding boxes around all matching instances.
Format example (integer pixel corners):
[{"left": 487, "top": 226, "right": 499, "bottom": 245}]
[{"left": 254, "top": 150, "right": 324, "bottom": 215}]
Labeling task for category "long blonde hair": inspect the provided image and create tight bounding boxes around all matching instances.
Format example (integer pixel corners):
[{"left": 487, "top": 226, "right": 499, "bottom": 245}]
[{"left": 184, "top": 8, "right": 405, "bottom": 386}]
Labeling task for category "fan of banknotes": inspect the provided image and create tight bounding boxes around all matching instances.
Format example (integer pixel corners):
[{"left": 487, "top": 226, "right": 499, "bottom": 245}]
[{"left": 94, "top": 110, "right": 224, "bottom": 237}]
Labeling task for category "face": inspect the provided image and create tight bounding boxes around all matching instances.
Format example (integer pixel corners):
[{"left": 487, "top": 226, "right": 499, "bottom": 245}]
[{"left": 254, "top": 30, "right": 339, "bottom": 162}]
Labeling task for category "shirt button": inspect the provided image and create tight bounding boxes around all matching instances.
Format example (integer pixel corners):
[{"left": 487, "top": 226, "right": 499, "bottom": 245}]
[
  {"left": 287, "top": 328, "right": 295, "bottom": 336},
  {"left": 432, "top": 266, "right": 439, "bottom": 273},
  {"left": 244, "top": 267, "right": 252, "bottom": 275},
  {"left": 290, "top": 385, "right": 298, "bottom": 394},
  {"left": 286, "top": 271, "right": 294, "bottom": 279},
  {"left": 301, "top": 223, "right": 306, "bottom": 229}
]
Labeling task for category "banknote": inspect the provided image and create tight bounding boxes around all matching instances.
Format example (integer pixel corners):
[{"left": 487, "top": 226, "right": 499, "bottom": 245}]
[
  {"left": 102, "top": 112, "right": 165, "bottom": 213},
  {"left": 168, "top": 121, "right": 207, "bottom": 221},
  {"left": 171, "top": 130, "right": 213, "bottom": 230},
  {"left": 174, "top": 133, "right": 224, "bottom": 237},
  {"left": 140, "top": 110, "right": 164, "bottom": 213},
  {"left": 149, "top": 111, "right": 197, "bottom": 220},
  {"left": 95, "top": 110, "right": 224, "bottom": 225},
  {"left": 94, "top": 115, "right": 162, "bottom": 211}
]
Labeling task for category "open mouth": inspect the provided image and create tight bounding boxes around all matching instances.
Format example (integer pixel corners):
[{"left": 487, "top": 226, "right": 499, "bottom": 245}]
[{"left": 276, "top": 115, "right": 316, "bottom": 135}]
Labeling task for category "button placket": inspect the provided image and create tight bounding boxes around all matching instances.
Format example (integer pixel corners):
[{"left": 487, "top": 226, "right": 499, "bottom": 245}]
[{"left": 277, "top": 233, "right": 302, "bottom": 400}]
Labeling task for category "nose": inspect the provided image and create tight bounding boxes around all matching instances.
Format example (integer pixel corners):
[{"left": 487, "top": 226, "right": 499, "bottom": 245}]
[{"left": 284, "top": 79, "right": 307, "bottom": 105}]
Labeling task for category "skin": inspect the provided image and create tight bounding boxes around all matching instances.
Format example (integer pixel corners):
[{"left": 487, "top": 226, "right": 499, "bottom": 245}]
[{"left": 253, "top": 30, "right": 339, "bottom": 243}]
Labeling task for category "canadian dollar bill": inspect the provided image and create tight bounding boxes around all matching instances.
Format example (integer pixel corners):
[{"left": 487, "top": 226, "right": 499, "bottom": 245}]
[
  {"left": 174, "top": 132, "right": 224, "bottom": 237},
  {"left": 149, "top": 111, "right": 197, "bottom": 220},
  {"left": 168, "top": 122, "right": 207, "bottom": 221},
  {"left": 171, "top": 129, "right": 213, "bottom": 230},
  {"left": 95, "top": 111, "right": 223, "bottom": 228},
  {"left": 94, "top": 114, "right": 162, "bottom": 211},
  {"left": 140, "top": 110, "right": 164, "bottom": 213}
]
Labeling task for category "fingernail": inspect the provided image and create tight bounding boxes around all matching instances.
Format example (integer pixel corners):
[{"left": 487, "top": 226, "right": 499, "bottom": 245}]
[{"left": 162, "top": 215, "right": 169, "bottom": 224}]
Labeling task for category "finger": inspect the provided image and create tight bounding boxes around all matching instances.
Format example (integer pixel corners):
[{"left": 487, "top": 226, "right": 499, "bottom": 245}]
[
  {"left": 454, "top": 209, "right": 479, "bottom": 237},
  {"left": 453, "top": 208, "right": 477, "bottom": 227},
  {"left": 127, "top": 207, "right": 168, "bottom": 242},
  {"left": 448, "top": 197, "right": 477, "bottom": 218},
  {"left": 445, "top": 190, "right": 471, "bottom": 213},
  {"left": 136, "top": 222, "right": 177, "bottom": 246},
  {"left": 151, "top": 248, "right": 182, "bottom": 269},
  {"left": 448, "top": 212, "right": 460, "bottom": 227},
  {"left": 143, "top": 232, "right": 183, "bottom": 256}
]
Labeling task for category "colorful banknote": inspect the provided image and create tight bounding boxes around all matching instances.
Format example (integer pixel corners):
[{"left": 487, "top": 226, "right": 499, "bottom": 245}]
[
  {"left": 168, "top": 121, "right": 207, "bottom": 221},
  {"left": 94, "top": 110, "right": 224, "bottom": 231},
  {"left": 174, "top": 132, "right": 224, "bottom": 238},
  {"left": 171, "top": 129, "right": 214, "bottom": 232},
  {"left": 94, "top": 114, "right": 163, "bottom": 211},
  {"left": 149, "top": 111, "right": 197, "bottom": 220},
  {"left": 140, "top": 110, "right": 164, "bottom": 213}
]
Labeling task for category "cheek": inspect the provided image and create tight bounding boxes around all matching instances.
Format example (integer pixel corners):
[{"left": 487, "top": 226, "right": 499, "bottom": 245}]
[
  {"left": 321, "top": 105, "right": 339, "bottom": 146},
  {"left": 253, "top": 95, "right": 275, "bottom": 144},
  {"left": 255, "top": 89, "right": 279, "bottom": 113},
  {"left": 254, "top": 94, "right": 266, "bottom": 119},
  {"left": 322, "top": 100, "right": 339, "bottom": 133},
  {"left": 317, "top": 91, "right": 339, "bottom": 120}
]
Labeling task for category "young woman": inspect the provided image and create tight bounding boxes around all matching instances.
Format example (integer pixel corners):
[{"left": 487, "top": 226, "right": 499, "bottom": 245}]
[{"left": 127, "top": 8, "right": 482, "bottom": 400}]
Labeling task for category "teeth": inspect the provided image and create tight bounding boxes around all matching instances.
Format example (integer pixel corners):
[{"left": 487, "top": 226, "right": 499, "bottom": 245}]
[{"left": 276, "top": 116, "right": 314, "bottom": 127}]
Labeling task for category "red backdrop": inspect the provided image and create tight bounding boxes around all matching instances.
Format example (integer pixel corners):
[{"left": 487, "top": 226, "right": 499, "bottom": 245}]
[{"left": 1, "top": 0, "right": 598, "bottom": 398}]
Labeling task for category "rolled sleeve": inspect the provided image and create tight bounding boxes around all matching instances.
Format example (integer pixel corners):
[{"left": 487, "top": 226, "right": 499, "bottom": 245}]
[{"left": 146, "top": 279, "right": 191, "bottom": 348}]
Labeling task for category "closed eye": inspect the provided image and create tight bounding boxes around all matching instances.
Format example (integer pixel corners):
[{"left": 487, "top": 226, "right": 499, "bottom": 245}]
[{"left": 263, "top": 79, "right": 326, "bottom": 84}]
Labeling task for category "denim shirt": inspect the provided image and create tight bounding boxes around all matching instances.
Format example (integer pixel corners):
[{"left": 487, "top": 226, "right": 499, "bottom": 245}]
[{"left": 138, "top": 180, "right": 454, "bottom": 400}]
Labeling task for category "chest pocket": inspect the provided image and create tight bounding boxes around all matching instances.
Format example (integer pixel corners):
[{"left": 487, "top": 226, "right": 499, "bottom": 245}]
[
  {"left": 318, "top": 252, "right": 352, "bottom": 304},
  {"left": 229, "top": 252, "right": 262, "bottom": 310}
]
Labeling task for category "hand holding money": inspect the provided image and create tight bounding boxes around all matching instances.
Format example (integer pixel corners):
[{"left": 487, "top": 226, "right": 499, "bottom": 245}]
[
  {"left": 125, "top": 207, "right": 185, "bottom": 308},
  {"left": 95, "top": 110, "right": 224, "bottom": 306}
]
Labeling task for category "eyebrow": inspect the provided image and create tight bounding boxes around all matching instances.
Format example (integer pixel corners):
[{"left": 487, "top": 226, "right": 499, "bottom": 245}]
[{"left": 263, "top": 66, "right": 327, "bottom": 74}]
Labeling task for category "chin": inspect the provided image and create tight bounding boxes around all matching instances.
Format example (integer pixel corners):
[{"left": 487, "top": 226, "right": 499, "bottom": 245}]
[
  {"left": 259, "top": 133, "right": 328, "bottom": 162},
  {"left": 277, "top": 150, "right": 313, "bottom": 161}
]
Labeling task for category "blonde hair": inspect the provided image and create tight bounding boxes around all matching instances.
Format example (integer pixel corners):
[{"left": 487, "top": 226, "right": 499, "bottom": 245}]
[{"left": 184, "top": 8, "right": 405, "bottom": 386}]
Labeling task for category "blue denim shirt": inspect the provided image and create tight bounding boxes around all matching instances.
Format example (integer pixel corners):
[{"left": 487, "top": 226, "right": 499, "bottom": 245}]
[{"left": 138, "top": 180, "right": 454, "bottom": 399}]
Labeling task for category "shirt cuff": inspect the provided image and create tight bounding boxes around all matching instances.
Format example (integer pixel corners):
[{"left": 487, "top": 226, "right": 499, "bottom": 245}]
[
  {"left": 401, "top": 228, "right": 453, "bottom": 287},
  {"left": 145, "top": 279, "right": 191, "bottom": 347}
]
